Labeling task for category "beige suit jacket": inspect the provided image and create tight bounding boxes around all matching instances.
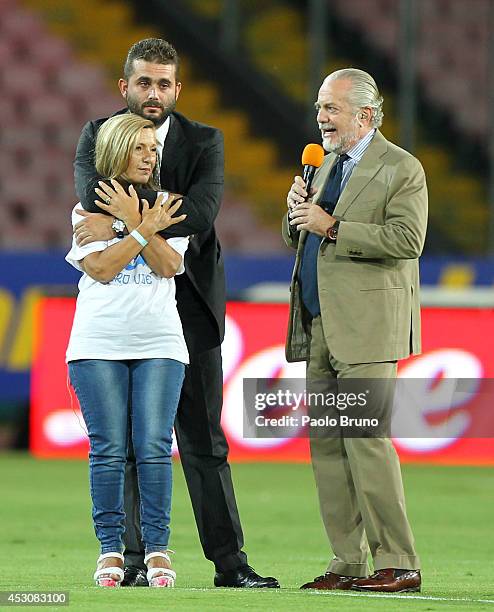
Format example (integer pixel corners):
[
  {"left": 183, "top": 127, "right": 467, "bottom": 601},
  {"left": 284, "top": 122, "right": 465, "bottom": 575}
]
[{"left": 282, "top": 130, "right": 428, "bottom": 365}]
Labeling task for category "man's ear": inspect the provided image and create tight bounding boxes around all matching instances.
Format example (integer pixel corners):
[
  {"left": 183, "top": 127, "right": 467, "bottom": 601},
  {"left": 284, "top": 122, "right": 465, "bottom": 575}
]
[
  {"left": 118, "top": 78, "right": 128, "bottom": 99},
  {"left": 175, "top": 81, "right": 182, "bottom": 101},
  {"left": 360, "top": 107, "right": 372, "bottom": 124}
]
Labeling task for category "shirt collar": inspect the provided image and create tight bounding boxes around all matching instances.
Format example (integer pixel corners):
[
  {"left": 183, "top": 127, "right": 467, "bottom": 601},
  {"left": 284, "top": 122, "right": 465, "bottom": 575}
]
[
  {"left": 155, "top": 116, "right": 171, "bottom": 152},
  {"left": 346, "top": 128, "right": 376, "bottom": 162}
]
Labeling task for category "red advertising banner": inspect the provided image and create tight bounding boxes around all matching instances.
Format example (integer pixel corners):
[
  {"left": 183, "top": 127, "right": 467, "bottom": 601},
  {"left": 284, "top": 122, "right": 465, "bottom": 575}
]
[{"left": 30, "top": 299, "right": 494, "bottom": 464}]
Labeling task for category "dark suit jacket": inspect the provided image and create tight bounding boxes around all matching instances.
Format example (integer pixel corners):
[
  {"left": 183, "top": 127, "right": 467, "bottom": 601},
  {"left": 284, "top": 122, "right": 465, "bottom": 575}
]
[{"left": 74, "top": 110, "right": 226, "bottom": 345}]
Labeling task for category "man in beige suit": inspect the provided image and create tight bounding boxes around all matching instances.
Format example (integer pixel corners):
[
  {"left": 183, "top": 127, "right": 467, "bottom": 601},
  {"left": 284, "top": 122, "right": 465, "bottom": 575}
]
[{"left": 283, "top": 69, "right": 427, "bottom": 593}]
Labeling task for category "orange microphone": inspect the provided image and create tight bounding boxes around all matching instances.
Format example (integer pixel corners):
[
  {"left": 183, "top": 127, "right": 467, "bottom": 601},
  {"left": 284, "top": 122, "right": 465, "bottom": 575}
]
[{"left": 301, "top": 144, "right": 325, "bottom": 199}]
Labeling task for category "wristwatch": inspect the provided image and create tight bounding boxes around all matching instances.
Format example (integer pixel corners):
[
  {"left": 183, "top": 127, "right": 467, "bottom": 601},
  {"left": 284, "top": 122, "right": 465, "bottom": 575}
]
[
  {"left": 326, "top": 221, "right": 340, "bottom": 241},
  {"left": 111, "top": 218, "right": 125, "bottom": 239}
]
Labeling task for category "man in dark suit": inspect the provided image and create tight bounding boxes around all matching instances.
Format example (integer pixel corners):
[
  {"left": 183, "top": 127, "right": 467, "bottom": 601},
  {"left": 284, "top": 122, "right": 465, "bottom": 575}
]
[{"left": 73, "top": 38, "right": 278, "bottom": 589}]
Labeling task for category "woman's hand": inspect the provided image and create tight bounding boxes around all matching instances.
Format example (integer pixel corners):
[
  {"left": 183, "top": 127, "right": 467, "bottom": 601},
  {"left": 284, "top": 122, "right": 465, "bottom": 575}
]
[
  {"left": 94, "top": 180, "right": 141, "bottom": 228},
  {"left": 141, "top": 193, "right": 187, "bottom": 234}
]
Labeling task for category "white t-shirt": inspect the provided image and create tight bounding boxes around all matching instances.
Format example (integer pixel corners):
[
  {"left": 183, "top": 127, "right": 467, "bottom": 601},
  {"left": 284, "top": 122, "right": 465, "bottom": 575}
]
[{"left": 65, "top": 206, "right": 189, "bottom": 364}]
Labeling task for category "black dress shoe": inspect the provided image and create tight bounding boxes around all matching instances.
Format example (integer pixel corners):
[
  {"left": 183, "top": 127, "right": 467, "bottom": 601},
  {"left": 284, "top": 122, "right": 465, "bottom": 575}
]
[
  {"left": 121, "top": 566, "right": 149, "bottom": 587},
  {"left": 214, "top": 564, "right": 280, "bottom": 588}
]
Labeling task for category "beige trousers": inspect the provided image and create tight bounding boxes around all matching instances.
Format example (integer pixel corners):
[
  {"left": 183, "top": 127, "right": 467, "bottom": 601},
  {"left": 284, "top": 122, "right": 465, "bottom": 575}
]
[{"left": 307, "top": 315, "right": 420, "bottom": 577}]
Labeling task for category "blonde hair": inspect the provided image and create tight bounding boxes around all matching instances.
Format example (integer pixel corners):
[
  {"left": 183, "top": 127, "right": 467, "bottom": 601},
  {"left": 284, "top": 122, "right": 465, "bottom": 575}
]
[{"left": 95, "top": 113, "right": 159, "bottom": 187}]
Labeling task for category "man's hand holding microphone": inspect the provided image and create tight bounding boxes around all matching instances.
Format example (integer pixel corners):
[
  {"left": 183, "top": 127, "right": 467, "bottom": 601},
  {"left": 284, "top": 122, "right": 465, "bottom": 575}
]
[{"left": 288, "top": 144, "right": 337, "bottom": 237}]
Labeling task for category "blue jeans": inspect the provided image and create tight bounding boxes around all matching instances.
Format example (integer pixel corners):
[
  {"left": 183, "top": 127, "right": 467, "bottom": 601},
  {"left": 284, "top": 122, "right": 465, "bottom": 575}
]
[{"left": 68, "top": 358, "right": 185, "bottom": 555}]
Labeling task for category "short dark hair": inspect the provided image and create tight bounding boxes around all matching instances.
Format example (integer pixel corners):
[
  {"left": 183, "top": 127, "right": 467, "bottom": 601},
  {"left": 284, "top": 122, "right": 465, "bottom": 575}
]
[{"left": 124, "top": 38, "right": 180, "bottom": 80}]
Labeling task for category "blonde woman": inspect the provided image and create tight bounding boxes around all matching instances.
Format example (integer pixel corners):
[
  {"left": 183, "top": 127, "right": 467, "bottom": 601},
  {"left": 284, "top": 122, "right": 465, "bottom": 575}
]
[{"left": 66, "top": 114, "right": 187, "bottom": 588}]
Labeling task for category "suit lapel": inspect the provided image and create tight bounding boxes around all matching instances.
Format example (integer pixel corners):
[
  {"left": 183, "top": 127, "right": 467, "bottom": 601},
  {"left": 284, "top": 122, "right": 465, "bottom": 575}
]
[
  {"left": 160, "top": 114, "right": 187, "bottom": 178},
  {"left": 333, "top": 130, "right": 388, "bottom": 217},
  {"left": 312, "top": 154, "right": 336, "bottom": 205}
]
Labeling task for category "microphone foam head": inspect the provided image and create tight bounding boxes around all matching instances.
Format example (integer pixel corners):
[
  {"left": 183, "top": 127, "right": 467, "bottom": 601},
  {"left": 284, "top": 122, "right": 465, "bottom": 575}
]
[{"left": 302, "top": 143, "right": 325, "bottom": 168}]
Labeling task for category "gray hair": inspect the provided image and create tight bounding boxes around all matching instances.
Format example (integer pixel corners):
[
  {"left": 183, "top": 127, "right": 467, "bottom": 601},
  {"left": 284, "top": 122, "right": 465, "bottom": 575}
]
[{"left": 327, "top": 68, "right": 384, "bottom": 128}]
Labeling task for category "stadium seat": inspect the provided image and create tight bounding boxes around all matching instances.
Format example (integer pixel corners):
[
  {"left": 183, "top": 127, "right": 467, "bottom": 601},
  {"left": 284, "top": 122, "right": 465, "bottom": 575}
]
[
  {"left": 0, "top": 63, "right": 45, "bottom": 96},
  {"left": 29, "top": 94, "right": 73, "bottom": 124}
]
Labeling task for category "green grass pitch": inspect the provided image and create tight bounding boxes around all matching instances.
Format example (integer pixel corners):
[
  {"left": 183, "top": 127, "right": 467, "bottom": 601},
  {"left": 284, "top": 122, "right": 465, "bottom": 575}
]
[{"left": 1, "top": 453, "right": 494, "bottom": 611}]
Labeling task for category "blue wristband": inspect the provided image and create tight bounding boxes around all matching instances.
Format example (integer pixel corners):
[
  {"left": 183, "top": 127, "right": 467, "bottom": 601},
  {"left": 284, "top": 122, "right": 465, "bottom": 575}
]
[{"left": 130, "top": 229, "right": 148, "bottom": 247}]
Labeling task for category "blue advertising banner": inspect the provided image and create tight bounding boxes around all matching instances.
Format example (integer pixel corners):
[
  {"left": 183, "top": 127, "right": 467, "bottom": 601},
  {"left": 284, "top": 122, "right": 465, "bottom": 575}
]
[{"left": 0, "top": 252, "right": 79, "bottom": 402}]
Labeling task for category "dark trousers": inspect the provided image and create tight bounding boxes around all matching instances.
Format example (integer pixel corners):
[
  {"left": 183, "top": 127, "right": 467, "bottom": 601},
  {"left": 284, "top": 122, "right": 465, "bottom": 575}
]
[{"left": 122, "top": 345, "right": 247, "bottom": 572}]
